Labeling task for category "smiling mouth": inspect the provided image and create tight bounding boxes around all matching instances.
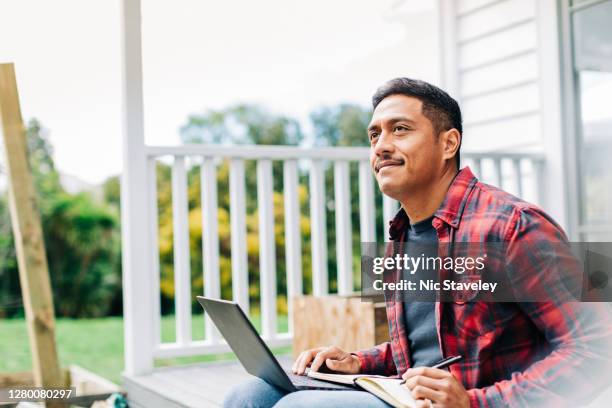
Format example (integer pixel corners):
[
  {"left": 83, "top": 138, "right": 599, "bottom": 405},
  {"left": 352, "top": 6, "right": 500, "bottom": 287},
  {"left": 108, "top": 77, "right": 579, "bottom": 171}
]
[{"left": 376, "top": 160, "right": 404, "bottom": 173}]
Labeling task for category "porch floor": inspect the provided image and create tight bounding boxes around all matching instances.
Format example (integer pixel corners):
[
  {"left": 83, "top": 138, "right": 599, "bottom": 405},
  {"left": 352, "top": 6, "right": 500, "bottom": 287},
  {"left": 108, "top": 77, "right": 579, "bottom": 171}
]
[{"left": 122, "top": 356, "right": 293, "bottom": 408}]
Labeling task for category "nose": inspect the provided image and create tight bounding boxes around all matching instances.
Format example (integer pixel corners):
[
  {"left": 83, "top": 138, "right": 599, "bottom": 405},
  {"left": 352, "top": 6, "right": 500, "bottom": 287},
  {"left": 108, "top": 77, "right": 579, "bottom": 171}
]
[{"left": 372, "top": 130, "right": 394, "bottom": 158}]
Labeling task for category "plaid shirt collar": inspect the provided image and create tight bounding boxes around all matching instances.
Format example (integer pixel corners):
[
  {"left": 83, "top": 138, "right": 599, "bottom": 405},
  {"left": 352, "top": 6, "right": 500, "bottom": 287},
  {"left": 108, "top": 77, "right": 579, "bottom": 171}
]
[{"left": 388, "top": 167, "right": 477, "bottom": 240}]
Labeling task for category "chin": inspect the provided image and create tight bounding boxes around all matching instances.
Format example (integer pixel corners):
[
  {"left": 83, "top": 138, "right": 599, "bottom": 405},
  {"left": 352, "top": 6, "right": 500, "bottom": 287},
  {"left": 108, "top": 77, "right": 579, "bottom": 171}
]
[{"left": 377, "top": 178, "right": 404, "bottom": 200}]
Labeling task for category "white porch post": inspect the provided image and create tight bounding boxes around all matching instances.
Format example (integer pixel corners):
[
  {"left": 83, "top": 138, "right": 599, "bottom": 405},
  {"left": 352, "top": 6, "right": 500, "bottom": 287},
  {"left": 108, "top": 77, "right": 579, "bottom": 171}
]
[
  {"left": 120, "top": 0, "right": 154, "bottom": 375},
  {"left": 537, "top": 0, "right": 572, "bottom": 236}
]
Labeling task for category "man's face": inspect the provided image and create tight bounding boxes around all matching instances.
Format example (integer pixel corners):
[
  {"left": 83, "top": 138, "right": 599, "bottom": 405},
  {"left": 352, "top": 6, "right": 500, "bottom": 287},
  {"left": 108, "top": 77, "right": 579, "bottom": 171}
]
[{"left": 368, "top": 94, "right": 444, "bottom": 201}]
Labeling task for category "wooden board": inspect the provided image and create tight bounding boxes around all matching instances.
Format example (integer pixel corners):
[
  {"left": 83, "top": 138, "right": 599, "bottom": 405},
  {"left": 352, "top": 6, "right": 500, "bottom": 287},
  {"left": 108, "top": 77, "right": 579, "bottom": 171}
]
[
  {"left": 0, "top": 63, "right": 64, "bottom": 399},
  {"left": 292, "top": 295, "right": 388, "bottom": 358},
  {"left": 122, "top": 357, "right": 276, "bottom": 407}
]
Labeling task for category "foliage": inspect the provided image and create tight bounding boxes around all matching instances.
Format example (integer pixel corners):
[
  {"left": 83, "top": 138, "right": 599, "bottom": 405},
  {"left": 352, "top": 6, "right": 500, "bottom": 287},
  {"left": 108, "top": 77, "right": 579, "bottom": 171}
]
[{"left": 0, "top": 119, "right": 121, "bottom": 318}]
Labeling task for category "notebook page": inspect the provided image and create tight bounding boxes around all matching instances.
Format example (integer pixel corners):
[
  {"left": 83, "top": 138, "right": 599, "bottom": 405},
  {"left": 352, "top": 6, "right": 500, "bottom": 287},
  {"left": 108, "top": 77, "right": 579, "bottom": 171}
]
[{"left": 357, "top": 377, "right": 416, "bottom": 408}]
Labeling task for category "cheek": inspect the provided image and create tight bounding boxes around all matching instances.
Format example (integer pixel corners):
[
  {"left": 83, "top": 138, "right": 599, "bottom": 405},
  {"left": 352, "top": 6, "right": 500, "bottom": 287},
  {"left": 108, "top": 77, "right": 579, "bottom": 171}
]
[{"left": 369, "top": 153, "right": 377, "bottom": 170}]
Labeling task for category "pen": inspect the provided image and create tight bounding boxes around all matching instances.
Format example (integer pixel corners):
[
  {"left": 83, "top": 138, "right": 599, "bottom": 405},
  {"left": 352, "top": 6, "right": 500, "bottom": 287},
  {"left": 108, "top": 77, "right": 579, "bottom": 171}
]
[{"left": 399, "top": 355, "right": 463, "bottom": 385}]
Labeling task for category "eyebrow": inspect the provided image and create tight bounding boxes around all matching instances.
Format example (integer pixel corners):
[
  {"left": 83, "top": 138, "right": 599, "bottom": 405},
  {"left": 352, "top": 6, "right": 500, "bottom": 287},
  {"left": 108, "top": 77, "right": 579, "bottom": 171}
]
[{"left": 368, "top": 116, "right": 416, "bottom": 132}]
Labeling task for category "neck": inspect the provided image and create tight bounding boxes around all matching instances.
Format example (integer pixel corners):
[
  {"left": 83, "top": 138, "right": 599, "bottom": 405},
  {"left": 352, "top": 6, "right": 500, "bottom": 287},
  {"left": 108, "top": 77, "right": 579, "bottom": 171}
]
[{"left": 399, "top": 166, "right": 458, "bottom": 224}]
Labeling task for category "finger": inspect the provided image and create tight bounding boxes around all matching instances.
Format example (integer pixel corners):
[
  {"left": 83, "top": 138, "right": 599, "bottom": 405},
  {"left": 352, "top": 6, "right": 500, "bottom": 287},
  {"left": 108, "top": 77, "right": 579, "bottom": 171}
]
[
  {"left": 403, "top": 375, "right": 445, "bottom": 392},
  {"left": 325, "top": 357, "right": 350, "bottom": 372},
  {"left": 310, "top": 347, "right": 343, "bottom": 372},
  {"left": 414, "top": 400, "right": 430, "bottom": 408},
  {"left": 296, "top": 349, "right": 321, "bottom": 375},
  {"left": 403, "top": 366, "right": 451, "bottom": 380},
  {"left": 411, "top": 385, "right": 443, "bottom": 402},
  {"left": 292, "top": 352, "right": 305, "bottom": 373},
  {"left": 296, "top": 351, "right": 315, "bottom": 375},
  {"left": 292, "top": 351, "right": 309, "bottom": 373}
]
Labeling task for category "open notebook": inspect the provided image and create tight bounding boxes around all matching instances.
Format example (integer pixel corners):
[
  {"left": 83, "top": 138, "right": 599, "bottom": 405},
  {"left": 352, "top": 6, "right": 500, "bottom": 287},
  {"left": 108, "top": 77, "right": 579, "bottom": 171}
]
[{"left": 307, "top": 370, "right": 416, "bottom": 408}]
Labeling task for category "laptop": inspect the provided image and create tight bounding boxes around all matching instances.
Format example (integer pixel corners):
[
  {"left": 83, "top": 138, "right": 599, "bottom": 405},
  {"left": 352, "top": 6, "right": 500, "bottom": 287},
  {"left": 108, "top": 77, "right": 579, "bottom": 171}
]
[{"left": 196, "top": 296, "right": 352, "bottom": 392}]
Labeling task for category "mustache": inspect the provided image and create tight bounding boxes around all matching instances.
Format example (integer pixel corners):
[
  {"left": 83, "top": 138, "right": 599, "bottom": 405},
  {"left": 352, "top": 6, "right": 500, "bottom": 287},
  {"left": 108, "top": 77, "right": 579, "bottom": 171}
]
[{"left": 375, "top": 157, "right": 404, "bottom": 172}]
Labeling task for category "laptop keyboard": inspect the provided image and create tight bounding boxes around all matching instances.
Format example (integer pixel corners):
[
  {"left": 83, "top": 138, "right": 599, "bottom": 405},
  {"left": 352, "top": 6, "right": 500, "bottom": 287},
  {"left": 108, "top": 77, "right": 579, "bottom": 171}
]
[{"left": 285, "top": 371, "right": 353, "bottom": 390}]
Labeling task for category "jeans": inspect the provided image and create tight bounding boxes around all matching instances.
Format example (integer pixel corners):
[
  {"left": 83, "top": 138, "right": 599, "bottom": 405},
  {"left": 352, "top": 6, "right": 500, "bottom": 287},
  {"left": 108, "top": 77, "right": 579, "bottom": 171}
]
[{"left": 223, "top": 378, "right": 392, "bottom": 408}]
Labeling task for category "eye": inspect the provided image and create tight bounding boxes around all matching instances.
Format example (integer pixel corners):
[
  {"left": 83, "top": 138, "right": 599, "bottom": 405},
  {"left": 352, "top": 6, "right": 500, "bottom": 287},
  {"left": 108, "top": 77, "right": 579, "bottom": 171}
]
[
  {"left": 394, "top": 125, "right": 409, "bottom": 132},
  {"left": 369, "top": 131, "right": 379, "bottom": 140}
]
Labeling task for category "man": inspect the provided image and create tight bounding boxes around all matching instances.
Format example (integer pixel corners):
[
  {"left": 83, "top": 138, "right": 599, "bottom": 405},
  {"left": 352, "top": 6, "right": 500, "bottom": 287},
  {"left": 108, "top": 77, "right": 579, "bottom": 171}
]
[{"left": 225, "top": 78, "right": 612, "bottom": 407}]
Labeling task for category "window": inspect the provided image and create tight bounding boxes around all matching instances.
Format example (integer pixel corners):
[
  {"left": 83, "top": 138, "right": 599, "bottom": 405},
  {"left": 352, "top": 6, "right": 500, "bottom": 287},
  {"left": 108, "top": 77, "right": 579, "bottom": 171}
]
[{"left": 566, "top": 0, "right": 612, "bottom": 240}]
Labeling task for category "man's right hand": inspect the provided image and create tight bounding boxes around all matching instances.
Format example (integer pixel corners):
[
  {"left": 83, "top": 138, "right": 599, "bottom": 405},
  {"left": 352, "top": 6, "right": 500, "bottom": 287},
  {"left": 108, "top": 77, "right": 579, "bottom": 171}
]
[{"left": 291, "top": 345, "right": 361, "bottom": 375}]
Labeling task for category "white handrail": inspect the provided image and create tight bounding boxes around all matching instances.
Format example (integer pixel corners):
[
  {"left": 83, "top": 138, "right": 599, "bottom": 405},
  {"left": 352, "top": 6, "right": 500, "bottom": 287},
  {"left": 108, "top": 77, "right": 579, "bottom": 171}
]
[{"left": 146, "top": 144, "right": 370, "bottom": 160}]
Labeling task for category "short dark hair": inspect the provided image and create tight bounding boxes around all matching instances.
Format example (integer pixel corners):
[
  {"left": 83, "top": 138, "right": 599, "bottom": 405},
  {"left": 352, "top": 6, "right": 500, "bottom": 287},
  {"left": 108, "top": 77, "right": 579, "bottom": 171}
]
[{"left": 372, "top": 78, "right": 463, "bottom": 169}]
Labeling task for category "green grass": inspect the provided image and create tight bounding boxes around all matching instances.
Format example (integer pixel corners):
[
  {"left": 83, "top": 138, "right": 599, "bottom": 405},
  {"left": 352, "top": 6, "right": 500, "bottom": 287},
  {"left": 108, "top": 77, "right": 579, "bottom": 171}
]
[{"left": 0, "top": 314, "right": 289, "bottom": 385}]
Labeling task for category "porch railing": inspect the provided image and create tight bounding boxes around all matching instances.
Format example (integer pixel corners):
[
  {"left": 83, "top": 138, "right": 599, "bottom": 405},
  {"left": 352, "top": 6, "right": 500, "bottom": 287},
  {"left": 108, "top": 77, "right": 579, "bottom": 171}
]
[{"left": 124, "top": 143, "right": 544, "bottom": 370}]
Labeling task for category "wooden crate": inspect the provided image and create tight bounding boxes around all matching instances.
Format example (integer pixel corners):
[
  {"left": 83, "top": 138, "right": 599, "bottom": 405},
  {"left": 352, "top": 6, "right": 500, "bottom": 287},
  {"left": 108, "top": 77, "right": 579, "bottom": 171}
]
[{"left": 292, "top": 295, "right": 388, "bottom": 358}]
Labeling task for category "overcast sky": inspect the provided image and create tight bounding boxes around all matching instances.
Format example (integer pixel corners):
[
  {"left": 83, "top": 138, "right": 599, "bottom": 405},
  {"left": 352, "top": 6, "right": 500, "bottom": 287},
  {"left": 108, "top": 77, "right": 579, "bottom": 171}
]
[{"left": 0, "top": 0, "right": 438, "bottom": 185}]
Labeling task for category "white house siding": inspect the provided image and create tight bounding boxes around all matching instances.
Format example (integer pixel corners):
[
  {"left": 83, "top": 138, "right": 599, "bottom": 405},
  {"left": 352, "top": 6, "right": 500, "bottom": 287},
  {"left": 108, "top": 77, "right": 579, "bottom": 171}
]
[{"left": 439, "top": 0, "right": 571, "bottom": 233}]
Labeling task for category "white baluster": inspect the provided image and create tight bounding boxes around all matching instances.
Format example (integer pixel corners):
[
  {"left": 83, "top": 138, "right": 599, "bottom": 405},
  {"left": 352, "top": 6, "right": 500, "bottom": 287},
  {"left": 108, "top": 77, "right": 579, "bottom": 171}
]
[
  {"left": 283, "top": 160, "right": 302, "bottom": 334},
  {"left": 257, "top": 160, "right": 277, "bottom": 339},
  {"left": 358, "top": 161, "right": 376, "bottom": 243},
  {"left": 310, "top": 159, "right": 328, "bottom": 296},
  {"left": 229, "top": 158, "right": 250, "bottom": 316},
  {"left": 473, "top": 157, "right": 482, "bottom": 179},
  {"left": 172, "top": 156, "right": 191, "bottom": 345},
  {"left": 201, "top": 157, "right": 221, "bottom": 344},
  {"left": 334, "top": 161, "right": 353, "bottom": 295},
  {"left": 494, "top": 158, "right": 503, "bottom": 188},
  {"left": 147, "top": 158, "right": 161, "bottom": 348},
  {"left": 512, "top": 158, "right": 523, "bottom": 198}
]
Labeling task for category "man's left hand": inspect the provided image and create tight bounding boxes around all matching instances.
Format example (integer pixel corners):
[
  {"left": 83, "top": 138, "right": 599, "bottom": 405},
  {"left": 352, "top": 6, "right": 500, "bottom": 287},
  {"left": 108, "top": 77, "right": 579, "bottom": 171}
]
[{"left": 402, "top": 367, "right": 469, "bottom": 408}]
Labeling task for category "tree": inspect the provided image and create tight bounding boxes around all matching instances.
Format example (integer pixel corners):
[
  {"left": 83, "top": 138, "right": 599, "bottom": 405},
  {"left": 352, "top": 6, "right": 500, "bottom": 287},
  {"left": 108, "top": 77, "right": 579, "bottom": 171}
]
[{"left": 0, "top": 119, "right": 122, "bottom": 318}]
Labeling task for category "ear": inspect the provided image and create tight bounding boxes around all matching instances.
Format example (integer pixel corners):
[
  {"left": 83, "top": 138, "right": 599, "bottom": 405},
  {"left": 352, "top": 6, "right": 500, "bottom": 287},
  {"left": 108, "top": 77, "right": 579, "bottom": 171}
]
[{"left": 440, "top": 129, "right": 461, "bottom": 163}]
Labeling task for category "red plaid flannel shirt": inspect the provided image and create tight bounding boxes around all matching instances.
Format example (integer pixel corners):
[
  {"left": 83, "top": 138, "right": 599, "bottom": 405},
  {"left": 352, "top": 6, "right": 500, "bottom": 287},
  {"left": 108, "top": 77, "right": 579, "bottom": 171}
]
[{"left": 354, "top": 167, "right": 612, "bottom": 407}]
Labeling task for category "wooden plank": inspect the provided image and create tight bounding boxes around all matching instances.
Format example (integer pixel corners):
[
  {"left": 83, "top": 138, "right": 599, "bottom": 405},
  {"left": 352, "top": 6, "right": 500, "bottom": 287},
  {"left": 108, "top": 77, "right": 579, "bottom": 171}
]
[
  {"left": 257, "top": 160, "right": 277, "bottom": 339},
  {"left": 334, "top": 161, "right": 353, "bottom": 295},
  {"left": 68, "top": 365, "right": 120, "bottom": 394},
  {"left": 462, "top": 82, "right": 540, "bottom": 126},
  {"left": 201, "top": 157, "right": 221, "bottom": 344},
  {"left": 458, "top": 0, "right": 535, "bottom": 43},
  {"left": 123, "top": 358, "right": 294, "bottom": 408},
  {"left": 292, "top": 296, "right": 388, "bottom": 358},
  {"left": 229, "top": 158, "right": 249, "bottom": 315},
  {"left": 283, "top": 160, "right": 302, "bottom": 334},
  {"left": 0, "top": 371, "right": 35, "bottom": 387},
  {"left": 0, "top": 63, "right": 64, "bottom": 393},
  {"left": 172, "top": 156, "right": 192, "bottom": 345},
  {"left": 460, "top": 52, "right": 538, "bottom": 98},
  {"left": 462, "top": 114, "right": 541, "bottom": 152},
  {"left": 459, "top": 22, "right": 537, "bottom": 71},
  {"left": 309, "top": 160, "right": 328, "bottom": 296}
]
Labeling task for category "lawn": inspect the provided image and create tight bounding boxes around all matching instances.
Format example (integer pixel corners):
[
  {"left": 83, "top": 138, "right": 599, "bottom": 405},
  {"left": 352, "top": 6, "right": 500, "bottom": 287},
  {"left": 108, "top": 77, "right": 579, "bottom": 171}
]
[{"left": 0, "top": 314, "right": 290, "bottom": 385}]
